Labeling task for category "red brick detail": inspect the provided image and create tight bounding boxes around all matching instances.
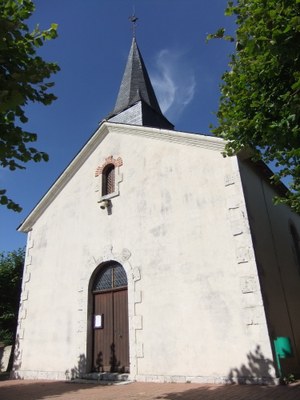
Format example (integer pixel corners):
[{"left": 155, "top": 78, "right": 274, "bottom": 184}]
[{"left": 95, "top": 156, "right": 123, "bottom": 177}]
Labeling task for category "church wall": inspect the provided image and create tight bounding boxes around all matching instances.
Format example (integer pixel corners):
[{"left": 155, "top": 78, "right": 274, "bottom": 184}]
[
  {"left": 14, "top": 127, "right": 276, "bottom": 382},
  {"left": 238, "top": 160, "right": 300, "bottom": 377}
]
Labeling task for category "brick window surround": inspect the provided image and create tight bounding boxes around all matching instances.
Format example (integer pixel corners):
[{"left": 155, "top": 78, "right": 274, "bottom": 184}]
[{"left": 95, "top": 156, "right": 123, "bottom": 203}]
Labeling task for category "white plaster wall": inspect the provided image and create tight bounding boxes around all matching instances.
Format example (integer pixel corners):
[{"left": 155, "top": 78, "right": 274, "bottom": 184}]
[
  {"left": 239, "top": 160, "right": 300, "bottom": 376},
  {"left": 0, "top": 345, "right": 12, "bottom": 372},
  {"left": 15, "top": 125, "right": 275, "bottom": 382}
]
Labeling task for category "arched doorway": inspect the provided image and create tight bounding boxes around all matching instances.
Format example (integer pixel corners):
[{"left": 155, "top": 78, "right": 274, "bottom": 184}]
[{"left": 92, "top": 261, "right": 129, "bottom": 373}]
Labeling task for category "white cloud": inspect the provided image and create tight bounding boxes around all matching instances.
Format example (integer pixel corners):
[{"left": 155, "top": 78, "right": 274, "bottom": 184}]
[{"left": 150, "top": 48, "right": 196, "bottom": 121}]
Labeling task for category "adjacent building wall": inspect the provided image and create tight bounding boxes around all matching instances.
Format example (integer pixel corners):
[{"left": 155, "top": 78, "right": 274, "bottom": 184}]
[{"left": 239, "top": 159, "right": 300, "bottom": 377}]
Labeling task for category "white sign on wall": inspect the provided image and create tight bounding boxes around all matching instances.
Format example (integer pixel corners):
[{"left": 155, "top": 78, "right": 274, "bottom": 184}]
[{"left": 94, "top": 314, "right": 103, "bottom": 329}]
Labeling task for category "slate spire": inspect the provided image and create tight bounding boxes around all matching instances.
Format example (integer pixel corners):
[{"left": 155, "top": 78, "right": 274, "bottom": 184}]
[{"left": 107, "top": 38, "right": 174, "bottom": 130}]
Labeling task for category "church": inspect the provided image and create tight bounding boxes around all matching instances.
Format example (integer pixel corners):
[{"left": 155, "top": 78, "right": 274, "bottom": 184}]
[{"left": 14, "top": 36, "right": 300, "bottom": 384}]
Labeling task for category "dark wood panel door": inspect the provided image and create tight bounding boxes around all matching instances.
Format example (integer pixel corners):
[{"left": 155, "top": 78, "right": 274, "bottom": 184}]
[
  {"left": 93, "top": 291, "right": 113, "bottom": 371},
  {"left": 113, "top": 289, "right": 129, "bottom": 371},
  {"left": 93, "top": 288, "right": 129, "bottom": 372}
]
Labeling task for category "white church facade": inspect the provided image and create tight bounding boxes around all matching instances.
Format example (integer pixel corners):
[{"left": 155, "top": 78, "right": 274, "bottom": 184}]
[{"left": 14, "top": 38, "right": 300, "bottom": 383}]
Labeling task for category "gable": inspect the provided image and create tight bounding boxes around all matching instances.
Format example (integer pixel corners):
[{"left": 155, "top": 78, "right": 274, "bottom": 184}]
[{"left": 18, "top": 122, "right": 225, "bottom": 232}]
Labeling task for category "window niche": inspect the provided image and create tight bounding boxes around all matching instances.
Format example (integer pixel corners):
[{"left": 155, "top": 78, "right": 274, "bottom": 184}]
[
  {"left": 102, "top": 164, "right": 115, "bottom": 196},
  {"left": 95, "top": 156, "right": 123, "bottom": 205}
]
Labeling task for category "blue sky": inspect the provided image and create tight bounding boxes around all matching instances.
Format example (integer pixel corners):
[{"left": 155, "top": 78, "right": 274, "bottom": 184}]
[{"left": 1, "top": 0, "right": 236, "bottom": 253}]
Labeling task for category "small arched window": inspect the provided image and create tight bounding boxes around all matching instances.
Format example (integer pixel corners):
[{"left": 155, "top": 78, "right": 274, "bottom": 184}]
[
  {"left": 102, "top": 164, "right": 115, "bottom": 196},
  {"left": 93, "top": 262, "right": 127, "bottom": 292}
]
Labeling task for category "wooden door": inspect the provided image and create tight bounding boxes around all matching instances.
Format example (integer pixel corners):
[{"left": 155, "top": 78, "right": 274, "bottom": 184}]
[
  {"left": 92, "top": 263, "right": 129, "bottom": 372},
  {"left": 113, "top": 288, "right": 129, "bottom": 371}
]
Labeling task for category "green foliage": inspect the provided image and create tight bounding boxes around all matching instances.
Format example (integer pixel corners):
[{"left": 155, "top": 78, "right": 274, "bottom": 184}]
[
  {"left": 0, "top": 0, "right": 59, "bottom": 212},
  {"left": 282, "top": 373, "right": 296, "bottom": 385},
  {"left": 209, "top": 0, "right": 300, "bottom": 213},
  {"left": 0, "top": 248, "right": 25, "bottom": 346}
]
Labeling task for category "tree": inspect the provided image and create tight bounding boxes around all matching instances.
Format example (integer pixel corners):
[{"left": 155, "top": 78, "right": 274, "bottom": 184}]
[
  {"left": 208, "top": 0, "right": 300, "bottom": 213},
  {"left": 0, "top": 0, "right": 60, "bottom": 212},
  {"left": 0, "top": 248, "right": 25, "bottom": 346}
]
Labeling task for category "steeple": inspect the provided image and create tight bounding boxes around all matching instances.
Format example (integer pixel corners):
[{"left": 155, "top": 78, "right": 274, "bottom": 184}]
[{"left": 107, "top": 38, "right": 174, "bottom": 130}]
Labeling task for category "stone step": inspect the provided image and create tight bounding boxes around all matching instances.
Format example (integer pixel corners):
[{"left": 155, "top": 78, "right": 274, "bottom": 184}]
[
  {"left": 82, "top": 372, "right": 130, "bottom": 381},
  {"left": 72, "top": 372, "right": 132, "bottom": 385}
]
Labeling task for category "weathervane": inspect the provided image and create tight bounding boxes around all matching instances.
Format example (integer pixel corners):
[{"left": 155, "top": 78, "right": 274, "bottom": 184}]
[{"left": 129, "top": 11, "right": 138, "bottom": 38}]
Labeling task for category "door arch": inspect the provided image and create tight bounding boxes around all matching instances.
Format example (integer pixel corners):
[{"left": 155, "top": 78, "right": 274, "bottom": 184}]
[{"left": 91, "top": 261, "right": 129, "bottom": 372}]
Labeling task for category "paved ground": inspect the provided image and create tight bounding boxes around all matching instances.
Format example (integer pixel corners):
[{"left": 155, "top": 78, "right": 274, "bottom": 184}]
[{"left": 1, "top": 380, "right": 300, "bottom": 400}]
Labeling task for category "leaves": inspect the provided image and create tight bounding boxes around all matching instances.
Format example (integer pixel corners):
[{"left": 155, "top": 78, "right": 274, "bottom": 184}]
[
  {"left": 0, "top": 248, "right": 25, "bottom": 345},
  {"left": 206, "top": 28, "right": 234, "bottom": 42},
  {"left": 0, "top": 0, "right": 60, "bottom": 212},
  {"left": 209, "top": 0, "right": 300, "bottom": 213},
  {"left": 0, "top": 189, "right": 22, "bottom": 211}
]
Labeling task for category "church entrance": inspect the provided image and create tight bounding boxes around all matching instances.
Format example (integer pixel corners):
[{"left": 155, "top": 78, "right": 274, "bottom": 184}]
[{"left": 92, "top": 262, "right": 129, "bottom": 373}]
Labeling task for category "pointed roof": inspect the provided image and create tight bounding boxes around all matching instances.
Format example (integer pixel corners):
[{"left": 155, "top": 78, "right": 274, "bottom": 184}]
[
  {"left": 113, "top": 38, "right": 161, "bottom": 114},
  {"left": 107, "top": 38, "right": 174, "bottom": 130}
]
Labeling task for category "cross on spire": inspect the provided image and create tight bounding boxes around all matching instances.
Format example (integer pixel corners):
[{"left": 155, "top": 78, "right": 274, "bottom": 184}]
[{"left": 129, "top": 13, "right": 138, "bottom": 37}]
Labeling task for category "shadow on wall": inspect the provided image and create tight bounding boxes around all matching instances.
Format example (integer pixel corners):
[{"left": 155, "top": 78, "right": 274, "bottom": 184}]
[
  {"left": 93, "top": 343, "right": 125, "bottom": 373},
  {"left": 10, "top": 335, "right": 22, "bottom": 379},
  {"left": 65, "top": 354, "right": 87, "bottom": 380},
  {"left": 8, "top": 341, "right": 275, "bottom": 385},
  {"left": 11, "top": 338, "right": 88, "bottom": 381},
  {"left": 227, "top": 345, "right": 275, "bottom": 384},
  {"left": 3, "top": 347, "right": 300, "bottom": 400},
  {"left": 109, "top": 343, "right": 121, "bottom": 372},
  {"left": 64, "top": 345, "right": 274, "bottom": 382}
]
